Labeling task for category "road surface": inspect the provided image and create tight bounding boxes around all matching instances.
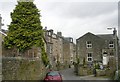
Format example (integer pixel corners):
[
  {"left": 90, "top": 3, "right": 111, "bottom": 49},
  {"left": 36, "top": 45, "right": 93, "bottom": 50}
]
[
  {"left": 59, "top": 67, "right": 82, "bottom": 80},
  {"left": 59, "top": 67, "right": 111, "bottom": 80},
  {"left": 0, "top": 62, "right": 2, "bottom": 81}
]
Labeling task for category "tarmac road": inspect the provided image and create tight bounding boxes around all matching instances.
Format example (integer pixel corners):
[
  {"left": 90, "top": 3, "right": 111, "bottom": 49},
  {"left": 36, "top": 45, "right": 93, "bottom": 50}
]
[{"left": 59, "top": 67, "right": 111, "bottom": 81}]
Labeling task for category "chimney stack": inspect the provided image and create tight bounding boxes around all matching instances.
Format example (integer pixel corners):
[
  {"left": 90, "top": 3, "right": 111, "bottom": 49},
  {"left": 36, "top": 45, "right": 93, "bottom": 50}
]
[{"left": 57, "top": 32, "right": 62, "bottom": 36}]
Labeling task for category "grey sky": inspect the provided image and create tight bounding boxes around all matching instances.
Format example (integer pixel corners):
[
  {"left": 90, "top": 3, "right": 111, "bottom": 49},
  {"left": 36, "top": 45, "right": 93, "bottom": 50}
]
[{"left": 0, "top": 0, "right": 119, "bottom": 43}]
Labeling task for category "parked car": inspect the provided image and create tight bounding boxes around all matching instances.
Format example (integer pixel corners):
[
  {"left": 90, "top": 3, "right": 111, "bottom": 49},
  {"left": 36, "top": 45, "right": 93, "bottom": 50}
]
[{"left": 44, "top": 71, "right": 62, "bottom": 82}]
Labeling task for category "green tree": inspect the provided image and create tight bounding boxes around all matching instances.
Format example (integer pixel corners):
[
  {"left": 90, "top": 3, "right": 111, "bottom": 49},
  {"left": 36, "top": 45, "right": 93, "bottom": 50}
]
[{"left": 4, "top": 0, "right": 49, "bottom": 66}]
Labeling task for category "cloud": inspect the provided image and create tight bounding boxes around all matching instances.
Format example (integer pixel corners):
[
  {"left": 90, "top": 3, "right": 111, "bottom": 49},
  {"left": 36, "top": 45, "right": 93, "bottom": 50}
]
[
  {"left": 36, "top": 2, "right": 118, "bottom": 41},
  {"left": 0, "top": 1, "right": 118, "bottom": 43},
  {"left": 0, "top": 1, "right": 17, "bottom": 29},
  {"left": 38, "top": 2, "right": 118, "bottom": 19}
]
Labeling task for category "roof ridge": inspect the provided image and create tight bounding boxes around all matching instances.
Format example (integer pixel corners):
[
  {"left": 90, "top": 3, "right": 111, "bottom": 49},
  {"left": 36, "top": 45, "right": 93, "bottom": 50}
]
[{"left": 97, "top": 34, "right": 113, "bottom": 35}]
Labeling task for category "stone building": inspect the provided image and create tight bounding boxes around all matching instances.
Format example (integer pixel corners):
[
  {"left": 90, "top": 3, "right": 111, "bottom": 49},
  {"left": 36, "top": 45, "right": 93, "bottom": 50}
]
[
  {"left": 63, "top": 37, "right": 76, "bottom": 66},
  {"left": 44, "top": 28, "right": 64, "bottom": 68},
  {"left": 51, "top": 33, "right": 59, "bottom": 63},
  {"left": 50, "top": 32, "right": 64, "bottom": 65},
  {"left": 44, "top": 27, "right": 76, "bottom": 68},
  {"left": 76, "top": 32, "right": 118, "bottom": 68},
  {"left": 57, "top": 32, "right": 64, "bottom": 64},
  {"left": 44, "top": 28, "right": 54, "bottom": 66},
  {"left": 73, "top": 43, "right": 77, "bottom": 63}
]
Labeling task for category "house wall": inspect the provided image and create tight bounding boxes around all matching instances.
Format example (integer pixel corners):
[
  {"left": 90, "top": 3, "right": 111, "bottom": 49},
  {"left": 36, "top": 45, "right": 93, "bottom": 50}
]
[
  {"left": 57, "top": 37, "right": 63, "bottom": 63},
  {"left": 44, "top": 30, "right": 55, "bottom": 67},
  {"left": 44, "top": 29, "right": 76, "bottom": 69},
  {"left": 70, "top": 43, "right": 74, "bottom": 63},
  {"left": 70, "top": 42, "right": 76, "bottom": 64},
  {"left": 63, "top": 37, "right": 76, "bottom": 66},
  {"left": 63, "top": 40, "right": 70, "bottom": 65},
  {"left": 73, "top": 44, "right": 76, "bottom": 63},
  {"left": 76, "top": 33, "right": 105, "bottom": 64}
]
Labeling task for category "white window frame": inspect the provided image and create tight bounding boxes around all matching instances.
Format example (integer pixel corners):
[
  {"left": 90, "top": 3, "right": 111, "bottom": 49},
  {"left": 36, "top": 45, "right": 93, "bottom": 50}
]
[
  {"left": 109, "top": 41, "right": 114, "bottom": 48},
  {"left": 86, "top": 41, "right": 92, "bottom": 48},
  {"left": 87, "top": 53, "right": 93, "bottom": 62}
]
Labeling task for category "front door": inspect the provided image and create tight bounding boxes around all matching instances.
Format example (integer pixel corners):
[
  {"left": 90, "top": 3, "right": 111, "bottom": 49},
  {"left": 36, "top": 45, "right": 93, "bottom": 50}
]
[{"left": 103, "top": 52, "right": 109, "bottom": 65}]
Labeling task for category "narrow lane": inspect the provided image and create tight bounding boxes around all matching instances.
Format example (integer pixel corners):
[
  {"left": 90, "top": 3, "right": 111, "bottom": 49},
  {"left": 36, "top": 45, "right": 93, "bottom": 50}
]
[
  {"left": 59, "top": 67, "right": 82, "bottom": 80},
  {"left": 0, "top": 62, "right": 2, "bottom": 81}
]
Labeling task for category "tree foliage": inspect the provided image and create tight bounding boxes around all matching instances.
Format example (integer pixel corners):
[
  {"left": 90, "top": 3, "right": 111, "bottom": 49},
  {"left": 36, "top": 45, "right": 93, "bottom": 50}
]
[
  {"left": 4, "top": 0, "right": 42, "bottom": 51},
  {"left": 4, "top": 0, "right": 49, "bottom": 66}
]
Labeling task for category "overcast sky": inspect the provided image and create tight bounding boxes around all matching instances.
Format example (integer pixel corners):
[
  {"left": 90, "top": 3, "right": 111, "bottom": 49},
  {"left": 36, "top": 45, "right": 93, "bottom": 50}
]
[{"left": 0, "top": 0, "right": 119, "bottom": 43}]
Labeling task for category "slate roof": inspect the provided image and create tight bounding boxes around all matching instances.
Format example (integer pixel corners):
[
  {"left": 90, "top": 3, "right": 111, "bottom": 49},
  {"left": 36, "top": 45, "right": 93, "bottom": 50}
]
[
  {"left": 97, "top": 34, "right": 114, "bottom": 40},
  {"left": 77, "top": 32, "right": 101, "bottom": 40},
  {"left": 77, "top": 32, "right": 114, "bottom": 41}
]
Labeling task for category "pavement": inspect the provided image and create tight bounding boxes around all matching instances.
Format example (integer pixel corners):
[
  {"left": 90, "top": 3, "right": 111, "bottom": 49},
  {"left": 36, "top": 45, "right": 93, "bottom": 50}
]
[{"left": 80, "top": 75, "right": 111, "bottom": 80}]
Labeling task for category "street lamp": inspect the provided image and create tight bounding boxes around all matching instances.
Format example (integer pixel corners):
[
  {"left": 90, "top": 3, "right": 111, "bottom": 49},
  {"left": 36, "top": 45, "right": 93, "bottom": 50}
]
[{"left": 107, "top": 27, "right": 118, "bottom": 80}]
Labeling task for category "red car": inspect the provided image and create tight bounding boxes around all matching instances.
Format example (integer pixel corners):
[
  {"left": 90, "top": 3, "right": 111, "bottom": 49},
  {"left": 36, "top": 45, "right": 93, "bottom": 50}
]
[{"left": 44, "top": 71, "right": 62, "bottom": 82}]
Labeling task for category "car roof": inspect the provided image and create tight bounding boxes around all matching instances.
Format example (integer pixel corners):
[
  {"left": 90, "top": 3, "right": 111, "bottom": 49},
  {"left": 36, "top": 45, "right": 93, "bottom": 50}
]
[{"left": 47, "top": 71, "right": 60, "bottom": 76}]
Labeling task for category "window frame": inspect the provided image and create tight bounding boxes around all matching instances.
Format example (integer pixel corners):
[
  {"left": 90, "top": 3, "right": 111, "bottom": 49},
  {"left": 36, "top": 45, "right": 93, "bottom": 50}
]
[
  {"left": 87, "top": 52, "right": 93, "bottom": 62},
  {"left": 86, "top": 41, "right": 92, "bottom": 48},
  {"left": 109, "top": 41, "right": 114, "bottom": 48}
]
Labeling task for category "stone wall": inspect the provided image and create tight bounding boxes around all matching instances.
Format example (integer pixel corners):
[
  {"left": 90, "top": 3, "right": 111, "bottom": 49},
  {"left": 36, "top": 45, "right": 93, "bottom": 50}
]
[
  {"left": 2, "top": 46, "right": 41, "bottom": 58},
  {"left": 2, "top": 57, "right": 47, "bottom": 80},
  {"left": 105, "top": 68, "right": 116, "bottom": 79},
  {"left": 96, "top": 69, "right": 106, "bottom": 76},
  {"left": 77, "top": 65, "right": 93, "bottom": 76}
]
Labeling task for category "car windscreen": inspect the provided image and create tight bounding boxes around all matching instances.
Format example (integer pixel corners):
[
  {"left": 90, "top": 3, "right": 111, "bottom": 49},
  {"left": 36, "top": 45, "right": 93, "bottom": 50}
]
[{"left": 47, "top": 72, "right": 60, "bottom": 76}]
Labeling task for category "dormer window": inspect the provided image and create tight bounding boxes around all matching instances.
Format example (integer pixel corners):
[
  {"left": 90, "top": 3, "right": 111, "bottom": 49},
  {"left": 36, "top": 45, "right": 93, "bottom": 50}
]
[
  {"left": 109, "top": 41, "right": 114, "bottom": 48},
  {"left": 86, "top": 41, "right": 92, "bottom": 48}
]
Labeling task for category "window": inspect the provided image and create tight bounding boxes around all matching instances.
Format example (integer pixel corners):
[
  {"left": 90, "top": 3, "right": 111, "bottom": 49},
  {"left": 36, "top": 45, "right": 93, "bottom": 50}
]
[
  {"left": 48, "top": 32, "right": 51, "bottom": 36},
  {"left": 87, "top": 53, "right": 93, "bottom": 62},
  {"left": 86, "top": 41, "right": 92, "bottom": 48},
  {"left": 109, "top": 41, "right": 114, "bottom": 48}
]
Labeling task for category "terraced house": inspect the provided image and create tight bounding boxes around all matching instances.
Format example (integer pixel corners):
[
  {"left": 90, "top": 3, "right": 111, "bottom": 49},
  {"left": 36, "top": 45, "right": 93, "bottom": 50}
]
[
  {"left": 63, "top": 37, "right": 76, "bottom": 66},
  {"left": 44, "top": 27, "right": 76, "bottom": 69},
  {"left": 76, "top": 32, "right": 119, "bottom": 69}
]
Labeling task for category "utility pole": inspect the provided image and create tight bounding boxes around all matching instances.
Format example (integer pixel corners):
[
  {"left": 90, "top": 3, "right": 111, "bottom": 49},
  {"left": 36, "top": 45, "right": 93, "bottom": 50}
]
[
  {"left": 0, "top": 14, "right": 4, "bottom": 82},
  {"left": 107, "top": 27, "right": 119, "bottom": 80},
  {"left": 114, "top": 28, "right": 119, "bottom": 80}
]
